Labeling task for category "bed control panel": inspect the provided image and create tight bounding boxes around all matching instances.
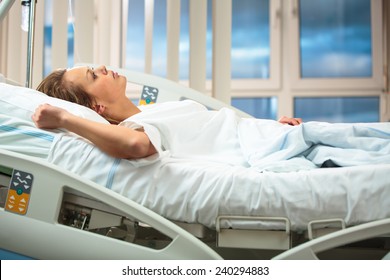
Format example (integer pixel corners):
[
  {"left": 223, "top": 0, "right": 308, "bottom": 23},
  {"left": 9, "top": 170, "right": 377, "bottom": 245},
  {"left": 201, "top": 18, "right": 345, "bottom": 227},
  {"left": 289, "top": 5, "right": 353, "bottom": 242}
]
[
  {"left": 0, "top": 165, "right": 33, "bottom": 215},
  {"left": 139, "top": 85, "right": 159, "bottom": 105}
]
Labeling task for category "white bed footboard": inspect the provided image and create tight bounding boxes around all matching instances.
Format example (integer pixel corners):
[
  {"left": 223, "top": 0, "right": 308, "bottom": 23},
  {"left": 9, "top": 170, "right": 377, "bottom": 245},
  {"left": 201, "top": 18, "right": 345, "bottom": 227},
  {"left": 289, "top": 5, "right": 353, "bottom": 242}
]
[{"left": 0, "top": 149, "right": 222, "bottom": 260}]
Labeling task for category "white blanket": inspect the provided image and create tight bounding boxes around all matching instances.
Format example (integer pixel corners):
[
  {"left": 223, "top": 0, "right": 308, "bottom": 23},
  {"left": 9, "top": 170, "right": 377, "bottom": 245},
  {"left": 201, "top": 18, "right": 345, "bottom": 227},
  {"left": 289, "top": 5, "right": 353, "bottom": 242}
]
[{"left": 121, "top": 100, "right": 390, "bottom": 172}]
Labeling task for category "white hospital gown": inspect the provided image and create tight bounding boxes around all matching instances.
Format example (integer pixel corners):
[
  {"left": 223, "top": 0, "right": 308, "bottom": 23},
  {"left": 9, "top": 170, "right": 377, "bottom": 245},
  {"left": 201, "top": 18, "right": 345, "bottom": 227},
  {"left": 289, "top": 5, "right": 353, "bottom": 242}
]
[
  {"left": 120, "top": 100, "right": 390, "bottom": 171},
  {"left": 121, "top": 100, "right": 248, "bottom": 166}
]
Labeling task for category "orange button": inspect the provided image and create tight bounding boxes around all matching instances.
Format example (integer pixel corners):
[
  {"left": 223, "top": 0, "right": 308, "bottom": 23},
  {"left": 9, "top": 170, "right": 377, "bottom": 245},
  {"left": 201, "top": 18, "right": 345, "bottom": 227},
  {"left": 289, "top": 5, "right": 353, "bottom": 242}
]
[{"left": 5, "top": 189, "right": 30, "bottom": 215}]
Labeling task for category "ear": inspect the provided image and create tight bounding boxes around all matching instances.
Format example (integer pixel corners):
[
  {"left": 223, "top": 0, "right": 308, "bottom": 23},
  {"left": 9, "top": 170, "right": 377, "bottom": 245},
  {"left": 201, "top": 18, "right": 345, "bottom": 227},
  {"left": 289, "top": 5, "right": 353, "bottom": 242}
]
[{"left": 93, "top": 104, "right": 106, "bottom": 115}]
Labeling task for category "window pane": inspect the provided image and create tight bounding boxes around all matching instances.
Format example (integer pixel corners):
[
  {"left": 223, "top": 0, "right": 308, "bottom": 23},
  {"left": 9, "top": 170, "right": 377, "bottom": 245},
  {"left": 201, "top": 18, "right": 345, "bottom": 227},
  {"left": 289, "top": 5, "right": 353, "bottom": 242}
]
[
  {"left": 294, "top": 97, "right": 379, "bottom": 123},
  {"left": 43, "top": 0, "right": 53, "bottom": 76},
  {"left": 126, "top": 0, "right": 145, "bottom": 72},
  {"left": 43, "top": 0, "right": 74, "bottom": 76},
  {"left": 152, "top": 0, "right": 167, "bottom": 77},
  {"left": 232, "top": 0, "right": 270, "bottom": 79},
  {"left": 125, "top": 0, "right": 271, "bottom": 80},
  {"left": 299, "top": 0, "right": 372, "bottom": 78},
  {"left": 179, "top": 0, "right": 213, "bottom": 80},
  {"left": 232, "top": 97, "right": 277, "bottom": 119},
  {"left": 179, "top": 0, "right": 190, "bottom": 80}
]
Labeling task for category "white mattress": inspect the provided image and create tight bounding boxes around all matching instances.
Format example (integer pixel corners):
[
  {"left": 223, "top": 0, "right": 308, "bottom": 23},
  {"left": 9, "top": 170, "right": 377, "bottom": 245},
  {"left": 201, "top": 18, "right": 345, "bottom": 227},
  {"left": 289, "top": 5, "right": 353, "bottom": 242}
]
[{"left": 47, "top": 133, "right": 390, "bottom": 232}]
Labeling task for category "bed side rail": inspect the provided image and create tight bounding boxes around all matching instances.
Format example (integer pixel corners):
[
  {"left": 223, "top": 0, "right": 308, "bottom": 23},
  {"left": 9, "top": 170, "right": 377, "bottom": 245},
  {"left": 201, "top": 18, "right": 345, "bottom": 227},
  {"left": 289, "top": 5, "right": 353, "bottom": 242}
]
[
  {"left": 0, "top": 149, "right": 222, "bottom": 260},
  {"left": 0, "top": 73, "right": 21, "bottom": 86},
  {"left": 273, "top": 218, "right": 390, "bottom": 260}
]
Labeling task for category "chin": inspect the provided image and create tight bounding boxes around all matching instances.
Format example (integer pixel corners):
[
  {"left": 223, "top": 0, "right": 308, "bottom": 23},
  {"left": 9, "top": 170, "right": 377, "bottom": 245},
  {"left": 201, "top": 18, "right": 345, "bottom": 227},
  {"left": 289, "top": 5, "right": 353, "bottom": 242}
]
[{"left": 119, "top": 75, "right": 127, "bottom": 84}]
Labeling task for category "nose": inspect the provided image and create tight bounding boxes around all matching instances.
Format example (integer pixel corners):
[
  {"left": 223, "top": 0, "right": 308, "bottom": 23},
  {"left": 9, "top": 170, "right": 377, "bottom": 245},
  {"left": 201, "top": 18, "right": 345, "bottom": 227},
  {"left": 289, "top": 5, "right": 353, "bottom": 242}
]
[{"left": 96, "top": 65, "right": 107, "bottom": 75}]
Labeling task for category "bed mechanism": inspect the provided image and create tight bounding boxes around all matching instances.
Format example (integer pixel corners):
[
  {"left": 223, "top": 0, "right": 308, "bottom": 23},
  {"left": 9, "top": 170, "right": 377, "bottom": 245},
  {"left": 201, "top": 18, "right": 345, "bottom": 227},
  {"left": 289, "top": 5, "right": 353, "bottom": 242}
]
[{"left": 0, "top": 149, "right": 222, "bottom": 260}]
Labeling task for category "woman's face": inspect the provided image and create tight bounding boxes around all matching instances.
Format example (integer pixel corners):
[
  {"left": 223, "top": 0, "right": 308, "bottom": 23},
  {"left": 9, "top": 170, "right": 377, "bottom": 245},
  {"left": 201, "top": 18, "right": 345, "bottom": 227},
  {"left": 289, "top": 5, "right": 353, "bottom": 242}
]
[{"left": 64, "top": 65, "right": 127, "bottom": 105}]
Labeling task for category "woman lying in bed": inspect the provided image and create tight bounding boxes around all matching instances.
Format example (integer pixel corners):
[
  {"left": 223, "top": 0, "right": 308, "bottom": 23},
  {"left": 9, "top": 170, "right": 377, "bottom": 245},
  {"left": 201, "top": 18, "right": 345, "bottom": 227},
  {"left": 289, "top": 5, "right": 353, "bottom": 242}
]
[
  {"left": 33, "top": 65, "right": 389, "bottom": 171},
  {"left": 32, "top": 65, "right": 301, "bottom": 159}
]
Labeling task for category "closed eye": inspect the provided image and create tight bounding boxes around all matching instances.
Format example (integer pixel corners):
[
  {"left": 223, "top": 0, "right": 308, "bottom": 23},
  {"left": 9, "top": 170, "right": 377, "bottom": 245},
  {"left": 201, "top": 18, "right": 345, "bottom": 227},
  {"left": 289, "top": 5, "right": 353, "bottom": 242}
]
[{"left": 88, "top": 68, "right": 97, "bottom": 80}]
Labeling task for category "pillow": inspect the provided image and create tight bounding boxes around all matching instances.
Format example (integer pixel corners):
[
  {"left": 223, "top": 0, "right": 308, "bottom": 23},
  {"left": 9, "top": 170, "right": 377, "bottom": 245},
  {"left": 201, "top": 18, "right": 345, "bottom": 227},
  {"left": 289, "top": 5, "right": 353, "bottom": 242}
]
[{"left": 0, "top": 82, "right": 109, "bottom": 124}]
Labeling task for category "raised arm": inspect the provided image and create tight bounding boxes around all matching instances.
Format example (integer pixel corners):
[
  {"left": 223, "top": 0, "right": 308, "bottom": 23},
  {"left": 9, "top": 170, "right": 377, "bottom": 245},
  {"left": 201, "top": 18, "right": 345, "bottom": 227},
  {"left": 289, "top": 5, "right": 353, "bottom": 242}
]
[{"left": 32, "top": 104, "right": 157, "bottom": 159}]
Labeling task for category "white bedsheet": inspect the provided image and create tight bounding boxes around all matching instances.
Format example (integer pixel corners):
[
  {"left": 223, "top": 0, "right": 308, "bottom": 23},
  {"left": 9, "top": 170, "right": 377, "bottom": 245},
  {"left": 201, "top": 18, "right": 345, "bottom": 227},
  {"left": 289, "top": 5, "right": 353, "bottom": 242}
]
[
  {"left": 47, "top": 132, "right": 390, "bottom": 232},
  {"left": 0, "top": 114, "right": 56, "bottom": 158}
]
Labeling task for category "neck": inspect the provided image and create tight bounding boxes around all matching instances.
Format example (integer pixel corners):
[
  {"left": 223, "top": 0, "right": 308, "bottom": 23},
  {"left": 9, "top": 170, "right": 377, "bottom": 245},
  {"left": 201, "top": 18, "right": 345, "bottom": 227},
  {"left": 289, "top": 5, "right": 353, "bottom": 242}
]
[{"left": 105, "top": 97, "right": 141, "bottom": 124}]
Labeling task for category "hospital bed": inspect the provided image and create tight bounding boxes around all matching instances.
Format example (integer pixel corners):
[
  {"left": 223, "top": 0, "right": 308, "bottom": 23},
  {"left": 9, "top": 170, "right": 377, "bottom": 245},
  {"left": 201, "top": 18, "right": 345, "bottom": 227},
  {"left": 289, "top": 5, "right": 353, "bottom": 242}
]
[{"left": 1, "top": 67, "right": 390, "bottom": 260}]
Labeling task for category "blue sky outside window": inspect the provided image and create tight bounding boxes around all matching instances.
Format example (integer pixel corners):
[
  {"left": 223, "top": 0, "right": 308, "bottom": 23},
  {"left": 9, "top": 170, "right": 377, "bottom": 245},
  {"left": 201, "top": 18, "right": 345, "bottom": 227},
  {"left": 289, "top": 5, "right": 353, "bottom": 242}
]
[
  {"left": 231, "top": 0, "right": 270, "bottom": 79},
  {"left": 299, "top": 0, "right": 372, "bottom": 78}
]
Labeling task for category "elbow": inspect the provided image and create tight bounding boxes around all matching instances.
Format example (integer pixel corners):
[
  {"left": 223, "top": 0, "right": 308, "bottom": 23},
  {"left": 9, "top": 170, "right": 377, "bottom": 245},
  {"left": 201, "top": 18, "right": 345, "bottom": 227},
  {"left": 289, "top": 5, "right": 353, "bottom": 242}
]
[{"left": 123, "top": 135, "right": 156, "bottom": 159}]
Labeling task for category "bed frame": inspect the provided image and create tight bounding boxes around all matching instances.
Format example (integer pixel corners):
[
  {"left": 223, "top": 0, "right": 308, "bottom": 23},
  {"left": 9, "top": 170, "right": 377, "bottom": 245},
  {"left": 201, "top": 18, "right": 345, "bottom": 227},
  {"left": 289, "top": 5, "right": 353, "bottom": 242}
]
[
  {"left": 1, "top": 66, "right": 390, "bottom": 259},
  {"left": 1, "top": 148, "right": 389, "bottom": 260}
]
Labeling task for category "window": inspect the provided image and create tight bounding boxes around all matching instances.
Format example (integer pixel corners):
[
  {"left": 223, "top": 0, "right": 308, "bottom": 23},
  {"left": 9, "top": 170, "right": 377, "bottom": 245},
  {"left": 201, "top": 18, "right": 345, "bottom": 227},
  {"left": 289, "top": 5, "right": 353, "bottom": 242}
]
[
  {"left": 231, "top": 0, "right": 281, "bottom": 92},
  {"left": 125, "top": 0, "right": 213, "bottom": 80},
  {"left": 126, "top": 0, "right": 279, "bottom": 85},
  {"left": 287, "top": 0, "right": 383, "bottom": 122},
  {"left": 299, "top": 0, "right": 372, "bottom": 78},
  {"left": 43, "top": 0, "right": 75, "bottom": 76},
  {"left": 40, "top": 0, "right": 383, "bottom": 122},
  {"left": 294, "top": 97, "right": 379, "bottom": 122},
  {"left": 290, "top": 0, "right": 382, "bottom": 89},
  {"left": 126, "top": 0, "right": 145, "bottom": 73},
  {"left": 231, "top": 0, "right": 270, "bottom": 79},
  {"left": 232, "top": 97, "right": 277, "bottom": 119}
]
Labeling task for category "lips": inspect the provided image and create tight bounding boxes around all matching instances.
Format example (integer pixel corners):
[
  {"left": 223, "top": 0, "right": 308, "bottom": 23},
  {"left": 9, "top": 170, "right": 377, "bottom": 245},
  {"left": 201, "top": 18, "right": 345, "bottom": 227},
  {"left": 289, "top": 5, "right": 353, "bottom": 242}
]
[{"left": 112, "top": 71, "right": 119, "bottom": 79}]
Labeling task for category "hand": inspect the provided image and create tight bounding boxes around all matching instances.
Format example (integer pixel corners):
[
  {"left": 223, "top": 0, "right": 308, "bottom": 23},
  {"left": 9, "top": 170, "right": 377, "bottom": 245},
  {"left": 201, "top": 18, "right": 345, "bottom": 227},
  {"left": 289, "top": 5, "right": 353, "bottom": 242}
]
[
  {"left": 32, "top": 104, "right": 69, "bottom": 129},
  {"left": 278, "top": 116, "right": 303, "bottom": 126}
]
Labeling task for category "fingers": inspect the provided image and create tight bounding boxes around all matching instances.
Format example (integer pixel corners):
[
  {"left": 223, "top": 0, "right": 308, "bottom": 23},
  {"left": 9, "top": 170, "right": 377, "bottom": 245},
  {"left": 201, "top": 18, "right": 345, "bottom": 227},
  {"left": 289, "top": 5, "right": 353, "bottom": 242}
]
[
  {"left": 32, "top": 103, "right": 48, "bottom": 120},
  {"left": 278, "top": 116, "right": 303, "bottom": 126},
  {"left": 31, "top": 104, "right": 45, "bottom": 127},
  {"left": 289, "top": 117, "right": 302, "bottom": 126},
  {"left": 31, "top": 104, "right": 61, "bottom": 129}
]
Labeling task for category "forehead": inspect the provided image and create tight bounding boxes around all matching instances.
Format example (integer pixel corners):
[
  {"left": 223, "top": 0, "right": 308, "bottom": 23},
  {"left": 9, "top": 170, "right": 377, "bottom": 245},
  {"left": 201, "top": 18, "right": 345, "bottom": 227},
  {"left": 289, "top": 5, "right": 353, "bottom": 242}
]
[{"left": 64, "top": 66, "right": 89, "bottom": 84}]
